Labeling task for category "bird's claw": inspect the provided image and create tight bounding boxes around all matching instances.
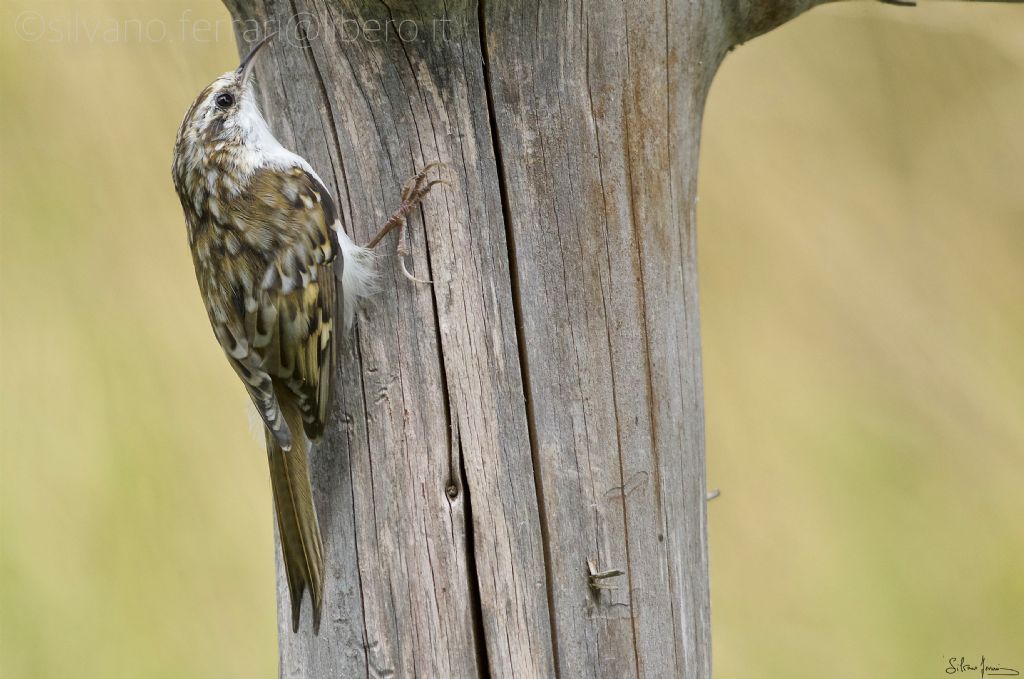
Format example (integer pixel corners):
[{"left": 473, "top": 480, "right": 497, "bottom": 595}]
[{"left": 366, "top": 163, "right": 449, "bottom": 287}]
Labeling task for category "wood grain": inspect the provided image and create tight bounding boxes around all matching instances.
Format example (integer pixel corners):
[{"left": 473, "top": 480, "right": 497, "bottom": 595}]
[{"left": 222, "top": 1, "right": 727, "bottom": 676}]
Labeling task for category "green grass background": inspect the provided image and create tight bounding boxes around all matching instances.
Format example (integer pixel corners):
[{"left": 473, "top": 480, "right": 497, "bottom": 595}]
[{"left": 1, "top": 2, "right": 1021, "bottom": 677}]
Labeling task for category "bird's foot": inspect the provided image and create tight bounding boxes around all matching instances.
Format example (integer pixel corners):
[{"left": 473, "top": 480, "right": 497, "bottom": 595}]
[{"left": 366, "top": 162, "right": 450, "bottom": 284}]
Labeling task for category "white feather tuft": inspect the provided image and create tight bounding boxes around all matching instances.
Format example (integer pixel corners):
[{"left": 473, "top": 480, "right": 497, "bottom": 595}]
[
  {"left": 335, "top": 225, "right": 378, "bottom": 329},
  {"left": 246, "top": 401, "right": 266, "bottom": 445}
]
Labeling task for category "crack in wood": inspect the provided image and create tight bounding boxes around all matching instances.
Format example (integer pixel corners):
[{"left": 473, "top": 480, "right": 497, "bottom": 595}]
[
  {"left": 476, "top": 1, "right": 562, "bottom": 678},
  {"left": 458, "top": 436, "right": 492, "bottom": 679}
]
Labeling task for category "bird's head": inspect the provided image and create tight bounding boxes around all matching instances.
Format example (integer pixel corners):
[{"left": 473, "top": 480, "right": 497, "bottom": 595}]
[{"left": 173, "top": 33, "right": 276, "bottom": 176}]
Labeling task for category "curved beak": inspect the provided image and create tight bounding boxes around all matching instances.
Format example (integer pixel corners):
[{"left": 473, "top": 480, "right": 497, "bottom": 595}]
[{"left": 237, "top": 33, "right": 275, "bottom": 84}]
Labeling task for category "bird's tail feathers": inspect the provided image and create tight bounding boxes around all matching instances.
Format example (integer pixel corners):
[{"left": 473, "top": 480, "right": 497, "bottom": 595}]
[{"left": 266, "top": 399, "right": 325, "bottom": 634}]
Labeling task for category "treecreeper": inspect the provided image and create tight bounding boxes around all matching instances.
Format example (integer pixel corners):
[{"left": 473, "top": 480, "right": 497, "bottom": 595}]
[{"left": 171, "top": 33, "right": 445, "bottom": 633}]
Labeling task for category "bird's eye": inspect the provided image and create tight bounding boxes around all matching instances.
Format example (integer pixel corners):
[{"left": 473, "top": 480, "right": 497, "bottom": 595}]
[{"left": 215, "top": 93, "right": 235, "bottom": 109}]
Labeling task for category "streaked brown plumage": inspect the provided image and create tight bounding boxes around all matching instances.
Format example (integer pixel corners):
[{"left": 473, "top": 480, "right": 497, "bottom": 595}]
[
  {"left": 172, "top": 35, "right": 349, "bottom": 634},
  {"left": 172, "top": 35, "right": 445, "bottom": 634}
]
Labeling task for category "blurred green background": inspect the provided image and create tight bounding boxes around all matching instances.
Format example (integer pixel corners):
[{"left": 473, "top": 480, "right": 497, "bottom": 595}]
[{"left": 1, "top": 2, "right": 1021, "bottom": 677}]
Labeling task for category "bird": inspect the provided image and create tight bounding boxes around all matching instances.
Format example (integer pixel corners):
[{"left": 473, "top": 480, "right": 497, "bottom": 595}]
[{"left": 171, "top": 33, "right": 444, "bottom": 634}]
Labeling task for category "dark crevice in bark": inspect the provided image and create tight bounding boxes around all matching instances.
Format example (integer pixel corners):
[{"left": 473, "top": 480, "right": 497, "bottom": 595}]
[
  {"left": 289, "top": 0, "right": 341, "bottom": 161},
  {"left": 428, "top": 290, "right": 458, "bottom": 502},
  {"left": 411, "top": 140, "right": 456, "bottom": 497},
  {"left": 286, "top": 0, "right": 356, "bottom": 236},
  {"left": 348, "top": 329, "right": 374, "bottom": 678},
  {"left": 476, "top": 1, "right": 561, "bottom": 677},
  {"left": 457, "top": 437, "right": 492, "bottom": 679},
  {"left": 377, "top": 14, "right": 475, "bottom": 674}
]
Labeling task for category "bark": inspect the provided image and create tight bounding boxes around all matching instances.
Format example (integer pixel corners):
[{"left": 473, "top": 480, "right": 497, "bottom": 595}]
[
  {"left": 218, "top": 0, "right": 1010, "bottom": 677},
  {"left": 224, "top": 3, "right": 717, "bottom": 675}
]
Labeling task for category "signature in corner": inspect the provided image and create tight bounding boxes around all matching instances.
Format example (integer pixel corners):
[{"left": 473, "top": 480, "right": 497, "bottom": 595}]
[{"left": 947, "top": 656, "right": 1019, "bottom": 677}]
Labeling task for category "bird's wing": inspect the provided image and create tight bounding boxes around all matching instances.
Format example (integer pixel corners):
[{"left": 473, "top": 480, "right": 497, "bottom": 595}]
[{"left": 214, "top": 165, "right": 340, "bottom": 443}]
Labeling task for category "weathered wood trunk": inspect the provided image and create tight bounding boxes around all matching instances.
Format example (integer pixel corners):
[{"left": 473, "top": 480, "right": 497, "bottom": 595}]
[{"left": 224, "top": 1, "right": 736, "bottom": 676}]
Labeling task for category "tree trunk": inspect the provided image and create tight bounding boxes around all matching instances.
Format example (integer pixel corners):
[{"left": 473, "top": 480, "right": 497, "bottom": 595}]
[{"left": 224, "top": 1, "right": 730, "bottom": 677}]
